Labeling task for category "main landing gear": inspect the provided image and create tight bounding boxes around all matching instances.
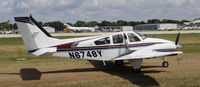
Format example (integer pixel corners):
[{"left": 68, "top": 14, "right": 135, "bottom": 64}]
[
  {"left": 131, "top": 67, "right": 141, "bottom": 73},
  {"left": 162, "top": 57, "right": 169, "bottom": 67},
  {"left": 115, "top": 60, "right": 124, "bottom": 66},
  {"left": 129, "top": 59, "right": 143, "bottom": 73}
]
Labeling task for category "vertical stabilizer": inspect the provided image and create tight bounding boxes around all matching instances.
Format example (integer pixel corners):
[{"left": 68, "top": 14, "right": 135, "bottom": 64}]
[
  {"left": 14, "top": 15, "right": 59, "bottom": 53},
  {"left": 64, "top": 23, "right": 73, "bottom": 29}
]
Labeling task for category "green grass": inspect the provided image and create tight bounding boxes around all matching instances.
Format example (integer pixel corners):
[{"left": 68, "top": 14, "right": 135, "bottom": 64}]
[
  {"left": 0, "top": 33, "right": 199, "bottom": 67},
  {"left": 0, "top": 36, "right": 94, "bottom": 76},
  {"left": 0, "top": 36, "right": 89, "bottom": 68},
  {"left": 0, "top": 36, "right": 87, "bottom": 46},
  {"left": 0, "top": 37, "right": 23, "bottom": 46},
  {"left": 153, "top": 33, "right": 200, "bottom": 54},
  {"left": 0, "top": 33, "right": 200, "bottom": 87}
]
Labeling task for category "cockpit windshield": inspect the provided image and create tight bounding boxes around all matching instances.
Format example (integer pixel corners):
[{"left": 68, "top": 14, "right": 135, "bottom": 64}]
[{"left": 135, "top": 32, "right": 146, "bottom": 40}]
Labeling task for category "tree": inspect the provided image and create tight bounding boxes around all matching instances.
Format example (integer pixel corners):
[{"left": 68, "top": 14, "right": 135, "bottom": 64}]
[
  {"left": 147, "top": 19, "right": 160, "bottom": 24},
  {"left": 38, "top": 21, "right": 43, "bottom": 26},
  {"left": 75, "top": 21, "right": 88, "bottom": 27},
  {"left": 140, "top": 21, "right": 146, "bottom": 24},
  {"left": 117, "top": 20, "right": 128, "bottom": 26},
  {"left": 88, "top": 21, "right": 98, "bottom": 27},
  {"left": 129, "top": 21, "right": 137, "bottom": 26},
  {"left": 161, "top": 19, "right": 169, "bottom": 23},
  {"left": 44, "top": 21, "right": 66, "bottom": 32},
  {"left": 181, "top": 20, "right": 190, "bottom": 23},
  {"left": 111, "top": 22, "right": 117, "bottom": 26},
  {"left": 161, "top": 19, "right": 182, "bottom": 24},
  {"left": 11, "top": 18, "right": 188, "bottom": 31},
  {"left": 97, "top": 23, "right": 102, "bottom": 26},
  {"left": 101, "top": 20, "right": 111, "bottom": 26},
  {"left": 66, "top": 23, "right": 73, "bottom": 26},
  {"left": 13, "top": 23, "right": 18, "bottom": 30},
  {"left": 0, "top": 23, "right": 2, "bottom": 30},
  {"left": 1, "top": 22, "right": 9, "bottom": 30}
]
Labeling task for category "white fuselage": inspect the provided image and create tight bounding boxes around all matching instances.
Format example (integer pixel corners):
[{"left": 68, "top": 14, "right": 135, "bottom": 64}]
[
  {"left": 43, "top": 32, "right": 177, "bottom": 61},
  {"left": 65, "top": 24, "right": 95, "bottom": 32},
  {"left": 14, "top": 16, "right": 183, "bottom": 71}
]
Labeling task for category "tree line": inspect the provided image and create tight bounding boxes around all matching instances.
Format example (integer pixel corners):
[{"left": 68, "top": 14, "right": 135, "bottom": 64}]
[
  {"left": 68, "top": 19, "right": 190, "bottom": 27},
  {"left": 0, "top": 19, "right": 190, "bottom": 31}
]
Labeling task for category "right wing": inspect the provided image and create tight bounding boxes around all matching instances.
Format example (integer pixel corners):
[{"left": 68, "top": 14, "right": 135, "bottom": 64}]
[{"left": 114, "top": 50, "right": 183, "bottom": 60}]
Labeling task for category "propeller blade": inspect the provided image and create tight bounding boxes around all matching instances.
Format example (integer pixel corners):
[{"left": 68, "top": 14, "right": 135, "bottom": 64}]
[{"left": 175, "top": 32, "right": 180, "bottom": 45}]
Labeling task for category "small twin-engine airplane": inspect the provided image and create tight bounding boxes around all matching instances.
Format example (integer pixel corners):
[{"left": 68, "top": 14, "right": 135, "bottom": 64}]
[
  {"left": 14, "top": 15, "right": 183, "bottom": 72},
  {"left": 64, "top": 23, "right": 95, "bottom": 32}
]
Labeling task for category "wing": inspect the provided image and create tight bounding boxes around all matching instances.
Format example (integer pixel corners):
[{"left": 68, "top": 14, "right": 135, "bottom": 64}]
[{"left": 114, "top": 49, "right": 183, "bottom": 60}]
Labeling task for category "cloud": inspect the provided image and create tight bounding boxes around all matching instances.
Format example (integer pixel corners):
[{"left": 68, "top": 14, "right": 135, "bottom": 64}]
[{"left": 0, "top": 0, "right": 200, "bottom": 23}]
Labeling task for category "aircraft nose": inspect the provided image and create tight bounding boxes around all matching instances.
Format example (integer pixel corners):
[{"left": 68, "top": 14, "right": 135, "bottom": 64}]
[
  {"left": 176, "top": 44, "right": 182, "bottom": 48},
  {"left": 163, "top": 39, "right": 174, "bottom": 44}
]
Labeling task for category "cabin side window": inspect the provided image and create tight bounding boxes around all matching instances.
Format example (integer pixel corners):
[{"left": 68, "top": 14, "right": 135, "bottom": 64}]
[
  {"left": 112, "top": 34, "right": 123, "bottom": 44},
  {"left": 94, "top": 37, "right": 110, "bottom": 45},
  {"left": 127, "top": 33, "right": 140, "bottom": 42}
]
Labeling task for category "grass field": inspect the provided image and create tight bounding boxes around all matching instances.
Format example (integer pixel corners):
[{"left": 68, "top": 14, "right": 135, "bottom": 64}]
[{"left": 0, "top": 33, "right": 200, "bottom": 87}]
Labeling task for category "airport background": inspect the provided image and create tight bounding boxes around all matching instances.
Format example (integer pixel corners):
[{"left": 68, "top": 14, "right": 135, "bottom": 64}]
[
  {"left": 1, "top": 18, "right": 200, "bottom": 33},
  {"left": 1, "top": 0, "right": 200, "bottom": 87}
]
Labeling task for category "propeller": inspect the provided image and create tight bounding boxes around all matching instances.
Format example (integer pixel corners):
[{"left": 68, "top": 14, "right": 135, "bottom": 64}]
[
  {"left": 175, "top": 32, "right": 182, "bottom": 48},
  {"left": 175, "top": 32, "right": 181, "bottom": 65},
  {"left": 175, "top": 32, "right": 180, "bottom": 45}
]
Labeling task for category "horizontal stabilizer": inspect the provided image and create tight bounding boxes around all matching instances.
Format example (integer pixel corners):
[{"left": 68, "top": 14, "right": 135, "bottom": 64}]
[{"left": 32, "top": 47, "right": 57, "bottom": 56}]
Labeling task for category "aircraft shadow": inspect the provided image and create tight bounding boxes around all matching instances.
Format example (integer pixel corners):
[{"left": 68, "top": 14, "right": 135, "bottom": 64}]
[
  {"left": 0, "top": 68, "right": 99, "bottom": 81},
  {"left": 0, "top": 61, "right": 163, "bottom": 87},
  {"left": 88, "top": 60, "right": 162, "bottom": 87},
  {"left": 142, "top": 65, "right": 163, "bottom": 69}
]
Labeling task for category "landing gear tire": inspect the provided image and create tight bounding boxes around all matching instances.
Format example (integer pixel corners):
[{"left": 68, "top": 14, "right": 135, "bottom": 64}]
[
  {"left": 115, "top": 60, "right": 124, "bottom": 66},
  {"left": 131, "top": 67, "right": 141, "bottom": 73},
  {"left": 162, "top": 61, "right": 169, "bottom": 67}
]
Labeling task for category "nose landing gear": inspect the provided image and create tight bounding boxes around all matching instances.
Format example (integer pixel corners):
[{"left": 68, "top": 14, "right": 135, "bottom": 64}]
[
  {"left": 115, "top": 60, "right": 124, "bottom": 66},
  {"left": 162, "top": 57, "right": 169, "bottom": 67}
]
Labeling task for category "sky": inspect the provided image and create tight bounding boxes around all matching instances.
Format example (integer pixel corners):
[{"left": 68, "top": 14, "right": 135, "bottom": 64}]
[{"left": 0, "top": 0, "right": 200, "bottom": 23}]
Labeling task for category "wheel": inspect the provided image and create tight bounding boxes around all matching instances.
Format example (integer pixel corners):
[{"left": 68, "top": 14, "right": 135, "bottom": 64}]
[
  {"left": 162, "top": 61, "right": 169, "bottom": 67},
  {"left": 131, "top": 68, "right": 141, "bottom": 73},
  {"left": 115, "top": 60, "right": 124, "bottom": 66}
]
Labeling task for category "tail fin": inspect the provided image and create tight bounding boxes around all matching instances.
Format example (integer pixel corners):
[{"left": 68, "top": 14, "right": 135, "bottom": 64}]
[
  {"left": 14, "top": 15, "right": 59, "bottom": 53},
  {"left": 64, "top": 23, "right": 72, "bottom": 28}
]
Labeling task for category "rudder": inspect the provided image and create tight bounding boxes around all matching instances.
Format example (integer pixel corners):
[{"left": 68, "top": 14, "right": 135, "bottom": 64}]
[{"left": 14, "top": 15, "right": 59, "bottom": 53}]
